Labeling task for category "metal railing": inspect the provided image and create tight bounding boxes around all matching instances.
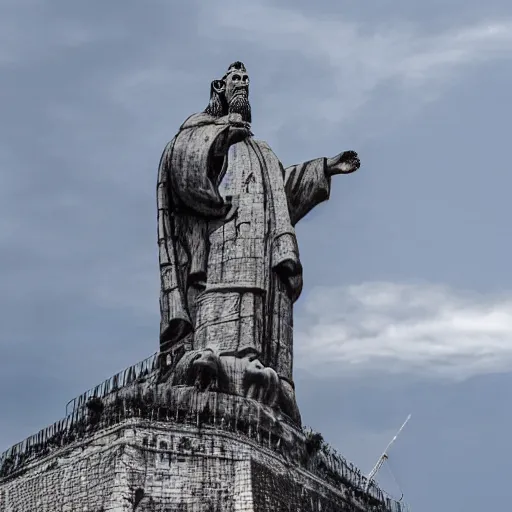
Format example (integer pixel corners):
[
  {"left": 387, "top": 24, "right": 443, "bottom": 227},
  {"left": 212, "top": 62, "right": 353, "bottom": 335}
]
[
  {"left": 0, "top": 353, "right": 409, "bottom": 512},
  {"left": 64, "top": 352, "right": 159, "bottom": 416},
  {"left": 305, "top": 446, "right": 410, "bottom": 512},
  {"left": 1, "top": 353, "right": 159, "bottom": 478}
]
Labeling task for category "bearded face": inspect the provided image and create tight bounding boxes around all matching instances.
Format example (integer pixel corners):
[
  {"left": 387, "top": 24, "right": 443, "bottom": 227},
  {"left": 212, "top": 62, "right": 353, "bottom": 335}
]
[
  {"left": 224, "top": 70, "right": 251, "bottom": 123},
  {"left": 204, "top": 63, "right": 252, "bottom": 123}
]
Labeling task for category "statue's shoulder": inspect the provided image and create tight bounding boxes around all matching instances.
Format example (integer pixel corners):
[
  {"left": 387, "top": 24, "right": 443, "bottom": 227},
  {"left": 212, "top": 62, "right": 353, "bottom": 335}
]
[
  {"left": 250, "top": 138, "right": 273, "bottom": 152},
  {"left": 179, "top": 112, "right": 217, "bottom": 130},
  {"left": 251, "top": 138, "right": 270, "bottom": 146}
]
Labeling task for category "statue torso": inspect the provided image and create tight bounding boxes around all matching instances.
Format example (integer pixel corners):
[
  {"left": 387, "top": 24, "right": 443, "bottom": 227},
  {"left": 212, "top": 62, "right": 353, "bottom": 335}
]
[{"left": 207, "top": 139, "right": 271, "bottom": 291}]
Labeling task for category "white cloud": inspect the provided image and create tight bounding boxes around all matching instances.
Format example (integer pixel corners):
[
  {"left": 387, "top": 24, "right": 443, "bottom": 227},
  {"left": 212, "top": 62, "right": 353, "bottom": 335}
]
[
  {"left": 200, "top": 1, "right": 512, "bottom": 125},
  {"left": 295, "top": 282, "right": 512, "bottom": 381}
]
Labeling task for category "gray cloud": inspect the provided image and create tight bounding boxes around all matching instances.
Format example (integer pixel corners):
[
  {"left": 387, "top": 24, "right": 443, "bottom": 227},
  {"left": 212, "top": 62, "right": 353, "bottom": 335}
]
[
  {"left": 200, "top": 1, "right": 512, "bottom": 138},
  {"left": 1, "top": 2, "right": 511, "bottom": 511},
  {"left": 296, "top": 282, "right": 512, "bottom": 380}
]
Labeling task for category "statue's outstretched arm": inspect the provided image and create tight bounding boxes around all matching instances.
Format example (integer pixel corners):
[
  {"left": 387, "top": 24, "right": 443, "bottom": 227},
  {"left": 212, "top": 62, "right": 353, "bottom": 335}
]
[{"left": 283, "top": 151, "right": 360, "bottom": 225}]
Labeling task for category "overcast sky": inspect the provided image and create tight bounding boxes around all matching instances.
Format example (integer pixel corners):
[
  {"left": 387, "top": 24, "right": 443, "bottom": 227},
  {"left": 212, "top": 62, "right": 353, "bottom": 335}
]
[{"left": 1, "top": 0, "right": 512, "bottom": 510}]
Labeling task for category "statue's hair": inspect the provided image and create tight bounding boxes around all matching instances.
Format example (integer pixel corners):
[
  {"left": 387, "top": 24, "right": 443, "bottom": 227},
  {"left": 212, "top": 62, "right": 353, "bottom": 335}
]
[
  {"left": 204, "top": 81, "right": 228, "bottom": 118},
  {"left": 223, "top": 61, "right": 247, "bottom": 78}
]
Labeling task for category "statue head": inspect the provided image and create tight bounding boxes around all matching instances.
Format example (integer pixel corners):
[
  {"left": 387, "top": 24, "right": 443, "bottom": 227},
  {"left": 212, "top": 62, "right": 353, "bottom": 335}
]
[{"left": 204, "top": 61, "right": 252, "bottom": 123}]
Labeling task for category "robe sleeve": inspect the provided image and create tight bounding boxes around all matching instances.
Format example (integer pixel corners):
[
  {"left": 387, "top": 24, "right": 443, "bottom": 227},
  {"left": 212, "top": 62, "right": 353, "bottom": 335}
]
[
  {"left": 157, "top": 144, "right": 193, "bottom": 348},
  {"left": 163, "top": 121, "right": 232, "bottom": 218},
  {"left": 282, "top": 157, "right": 331, "bottom": 226}
]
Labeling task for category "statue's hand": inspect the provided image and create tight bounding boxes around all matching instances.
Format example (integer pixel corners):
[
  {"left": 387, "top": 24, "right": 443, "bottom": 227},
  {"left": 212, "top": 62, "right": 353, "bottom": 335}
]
[
  {"left": 213, "top": 115, "right": 252, "bottom": 156},
  {"left": 215, "top": 113, "right": 244, "bottom": 126},
  {"left": 227, "top": 113, "right": 245, "bottom": 126},
  {"left": 326, "top": 150, "right": 360, "bottom": 176},
  {"left": 227, "top": 114, "right": 252, "bottom": 145},
  {"left": 215, "top": 113, "right": 251, "bottom": 130}
]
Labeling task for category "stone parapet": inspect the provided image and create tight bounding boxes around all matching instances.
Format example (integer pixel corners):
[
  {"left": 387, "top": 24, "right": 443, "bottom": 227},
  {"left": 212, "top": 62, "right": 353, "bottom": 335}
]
[
  {"left": 0, "top": 418, "right": 408, "bottom": 512},
  {"left": 1, "top": 382, "right": 407, "bottom": 512}
]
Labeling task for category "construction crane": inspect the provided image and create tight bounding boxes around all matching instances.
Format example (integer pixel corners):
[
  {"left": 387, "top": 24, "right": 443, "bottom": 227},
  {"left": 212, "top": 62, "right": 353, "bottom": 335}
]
[{"left": 364, "top": 414, "right": 411, "bottom": 494}]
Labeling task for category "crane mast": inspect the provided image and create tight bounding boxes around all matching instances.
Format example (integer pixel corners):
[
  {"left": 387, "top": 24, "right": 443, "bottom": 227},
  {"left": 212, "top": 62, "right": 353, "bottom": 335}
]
[{"left": 364, "top": 414, "right": 411, "bottom": 493}]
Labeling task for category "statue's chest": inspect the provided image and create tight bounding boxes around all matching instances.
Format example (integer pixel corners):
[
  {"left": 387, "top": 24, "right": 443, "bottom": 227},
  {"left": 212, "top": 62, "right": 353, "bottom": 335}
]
[
  {"left": 218, "top": 141, "right": 265, "bottom": 198},
  {"left": 217, "top": 140, "right": 271, "bottom": 240},
  {"left": 207, "top": 139, "right": 285, "bottom": 287},
  {"left": 207, "top": 140, "right": 270, "bottom": 287}
]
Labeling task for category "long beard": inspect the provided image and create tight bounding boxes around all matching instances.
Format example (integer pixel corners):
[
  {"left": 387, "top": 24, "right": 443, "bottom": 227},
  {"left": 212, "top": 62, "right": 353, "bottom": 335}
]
[{"left": 228, "top": 92, "right": 252, "bottom": 123}]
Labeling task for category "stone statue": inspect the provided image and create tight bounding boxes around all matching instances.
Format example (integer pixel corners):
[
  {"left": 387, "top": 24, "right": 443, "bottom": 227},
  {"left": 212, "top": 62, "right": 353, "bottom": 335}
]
[{"left": 157, "top": 61, "right": 360, "bottom": 421}]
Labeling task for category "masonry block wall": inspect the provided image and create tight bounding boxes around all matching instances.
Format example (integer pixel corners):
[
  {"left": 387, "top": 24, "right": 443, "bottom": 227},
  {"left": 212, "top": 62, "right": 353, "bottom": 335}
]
[
  {"left": 0, "top": 427, "right": 122, "bottom": 511},
  {"left": 0, "top": 419, "right": 369, "bottom": 512}
]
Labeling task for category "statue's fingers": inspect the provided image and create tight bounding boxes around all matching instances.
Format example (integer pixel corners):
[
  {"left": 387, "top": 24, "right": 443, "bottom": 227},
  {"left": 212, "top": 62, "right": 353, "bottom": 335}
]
[{"left": 341, "top": 150, "right": 358, "bottom": 161}]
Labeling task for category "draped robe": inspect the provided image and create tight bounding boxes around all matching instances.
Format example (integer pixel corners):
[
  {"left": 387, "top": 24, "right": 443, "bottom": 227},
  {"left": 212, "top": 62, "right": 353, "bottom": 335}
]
[{"left": 157, "top": 112, "right": 332, "bottom": 383}]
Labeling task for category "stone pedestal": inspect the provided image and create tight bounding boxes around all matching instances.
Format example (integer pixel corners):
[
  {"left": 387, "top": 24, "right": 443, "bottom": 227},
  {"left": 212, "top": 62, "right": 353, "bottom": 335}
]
[
  {"left": 0, "top": 417, "right": 398, "bottom": 512},
  {"left": 1, "top": 370, "right": 406, "bottom": 512}
]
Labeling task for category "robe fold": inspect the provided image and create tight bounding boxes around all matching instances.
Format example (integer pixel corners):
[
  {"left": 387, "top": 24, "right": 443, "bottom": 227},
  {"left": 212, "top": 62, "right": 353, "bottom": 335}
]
[
  {"left": 157, "top": 113, "right": 231, "bottom": 349},
  {"left": 157, "top": 112, "right": 332, "bottom": 381}
]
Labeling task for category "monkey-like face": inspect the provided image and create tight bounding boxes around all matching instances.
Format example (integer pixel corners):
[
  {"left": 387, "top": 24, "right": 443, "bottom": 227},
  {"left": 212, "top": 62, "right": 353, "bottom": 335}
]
[{"left": 224, "top": 70, "right": 250, "bottom": 105}]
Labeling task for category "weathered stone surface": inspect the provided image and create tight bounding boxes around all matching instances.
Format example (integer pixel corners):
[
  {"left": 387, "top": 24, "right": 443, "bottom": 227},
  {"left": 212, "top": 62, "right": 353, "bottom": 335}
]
[
  {"left": 156, "top": 61, "right": 361, "bottom": 413},
  {"left": 0, "top": 418, "right": 403, "bottom": 512},
  {"left": 0, "top": 372, "right": 406, "bottom": 511}
]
